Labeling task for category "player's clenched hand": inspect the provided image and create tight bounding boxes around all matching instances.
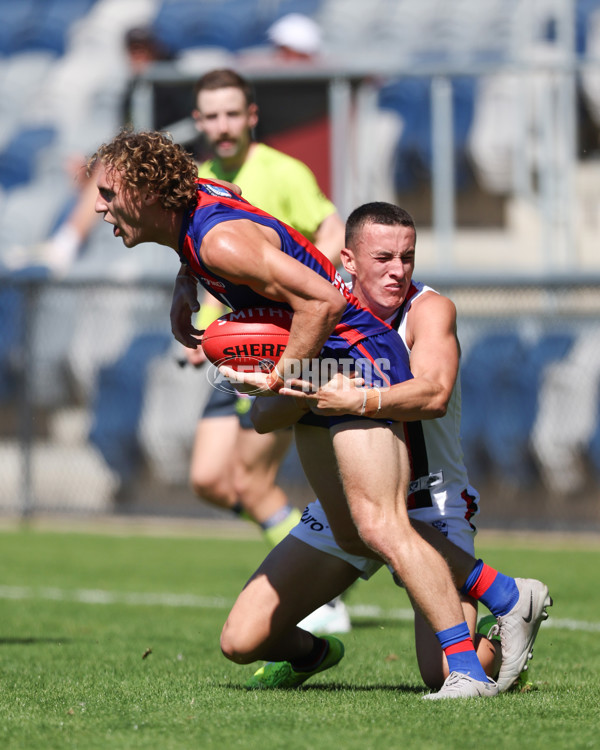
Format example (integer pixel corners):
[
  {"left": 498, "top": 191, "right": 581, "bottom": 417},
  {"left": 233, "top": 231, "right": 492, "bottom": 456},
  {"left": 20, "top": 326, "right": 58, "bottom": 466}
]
[
  {"left": 170, "top": 267, "right": 202, "bottom": 347},
  {"left": 280, "top": 371, "right": 366, "bottom": 415},
  {"left": 184, "top": 344, "right": 207, "bottom": 368}
]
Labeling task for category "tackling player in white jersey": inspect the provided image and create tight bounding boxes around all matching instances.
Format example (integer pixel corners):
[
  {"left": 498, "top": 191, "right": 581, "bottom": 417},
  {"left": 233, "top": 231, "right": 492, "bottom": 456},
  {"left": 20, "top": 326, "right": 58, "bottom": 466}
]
[{"left": 219, "top": 202, "right": 552, "bottom": 697}]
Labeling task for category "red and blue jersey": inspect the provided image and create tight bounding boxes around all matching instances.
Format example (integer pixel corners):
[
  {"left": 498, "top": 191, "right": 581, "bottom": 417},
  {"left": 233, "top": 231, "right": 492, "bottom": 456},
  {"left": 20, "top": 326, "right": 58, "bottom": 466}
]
[{"left": 178, "top": 180, "right": 391, "bottom": 349}]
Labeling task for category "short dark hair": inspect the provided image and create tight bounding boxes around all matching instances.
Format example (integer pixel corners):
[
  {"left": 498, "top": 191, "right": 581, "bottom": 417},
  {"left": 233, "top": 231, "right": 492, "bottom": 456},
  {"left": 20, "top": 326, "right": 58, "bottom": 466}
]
[
  {"left": 345, "top": 202, "right": 416, "bottom": 248},
  {"left": 194, "top": 68, "right": 255, "bottom": 106}
]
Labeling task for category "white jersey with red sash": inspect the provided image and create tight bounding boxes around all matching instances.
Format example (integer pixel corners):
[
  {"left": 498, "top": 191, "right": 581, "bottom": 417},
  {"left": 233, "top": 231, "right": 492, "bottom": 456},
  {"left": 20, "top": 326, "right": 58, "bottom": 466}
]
[{"left": 395, "top": 281, "right": 479, "bottom": 532}]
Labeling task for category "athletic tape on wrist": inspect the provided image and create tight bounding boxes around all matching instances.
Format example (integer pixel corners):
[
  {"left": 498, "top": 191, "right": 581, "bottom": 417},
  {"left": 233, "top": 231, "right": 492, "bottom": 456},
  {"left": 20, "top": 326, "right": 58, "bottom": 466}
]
[
  {"left": 267, "top": 364, "right": 285, "bottom": 392},
  {"left": 364, "top": 387, "right": 382, "bottom": 417},
  {"left": 360, "top": 388, "right": 368, "bottom": 416}
]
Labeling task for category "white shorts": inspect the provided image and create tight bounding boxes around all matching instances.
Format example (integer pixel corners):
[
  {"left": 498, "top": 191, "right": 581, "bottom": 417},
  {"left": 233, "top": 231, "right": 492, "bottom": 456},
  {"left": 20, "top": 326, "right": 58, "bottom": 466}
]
[{"left": 289, "top": 492, "right": 479, "bottom": 581}]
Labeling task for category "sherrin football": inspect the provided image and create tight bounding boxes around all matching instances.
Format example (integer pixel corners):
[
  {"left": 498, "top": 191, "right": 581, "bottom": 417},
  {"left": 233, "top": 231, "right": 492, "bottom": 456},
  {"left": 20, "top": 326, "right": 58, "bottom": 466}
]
[{"left": 201, "top": 307, "right": 292, "bottom": 371}]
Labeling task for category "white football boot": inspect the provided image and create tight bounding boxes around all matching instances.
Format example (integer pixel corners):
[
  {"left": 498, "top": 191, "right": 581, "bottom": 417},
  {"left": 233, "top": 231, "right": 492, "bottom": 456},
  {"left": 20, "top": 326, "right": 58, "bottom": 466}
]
[
  {"left": 423, "top": 672, "right": 499, "bottom": 700},
  {"left": 489, "top": 577, "right": 552, "bottom": 692}
]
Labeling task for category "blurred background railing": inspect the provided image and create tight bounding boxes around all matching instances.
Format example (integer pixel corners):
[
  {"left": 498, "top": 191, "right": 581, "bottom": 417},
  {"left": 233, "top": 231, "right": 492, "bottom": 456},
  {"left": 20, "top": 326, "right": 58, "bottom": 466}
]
[{"left": 1, "top": 0, "right": 600, "bottom": 529}]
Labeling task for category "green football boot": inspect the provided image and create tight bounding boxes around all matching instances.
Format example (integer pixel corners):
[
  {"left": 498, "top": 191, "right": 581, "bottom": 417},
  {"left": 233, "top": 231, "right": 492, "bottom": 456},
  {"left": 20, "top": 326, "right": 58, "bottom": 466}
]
[{"left": 245, "top": 635, "right": 345, "bottom": 689}]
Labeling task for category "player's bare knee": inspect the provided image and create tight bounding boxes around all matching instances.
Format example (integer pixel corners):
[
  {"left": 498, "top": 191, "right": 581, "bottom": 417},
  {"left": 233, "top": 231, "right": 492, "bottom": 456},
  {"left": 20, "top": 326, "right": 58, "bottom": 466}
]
[
  {"left": 232, "top": 477, "right": 263, "bottom": 507},
  {"left": 220, "top": 620, "right": 261, "bottom": 665},
  {"left": 352, "top": 512, "right": 392, "bottom": 558},
  {"left": 190, "top": 471, "right": 228, "bottom": 504}
]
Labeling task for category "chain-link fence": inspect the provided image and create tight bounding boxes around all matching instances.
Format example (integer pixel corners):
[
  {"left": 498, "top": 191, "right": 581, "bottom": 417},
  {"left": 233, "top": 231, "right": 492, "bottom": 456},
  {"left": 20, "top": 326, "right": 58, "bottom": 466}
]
[
  {"left": 438, "top": 278, "right": 600, "bottom": 531},
  {"left": 2, "top": 275, "right": 600, "bottom": 531}
]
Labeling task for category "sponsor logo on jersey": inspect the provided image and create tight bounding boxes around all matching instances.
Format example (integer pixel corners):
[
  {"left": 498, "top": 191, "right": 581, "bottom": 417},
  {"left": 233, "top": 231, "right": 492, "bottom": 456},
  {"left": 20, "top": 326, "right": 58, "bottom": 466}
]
[
  {"left": 203, "top": 278, "right": 226, "bottom": 290},
  {"left": 431, "top": 519, "right": 448, "bottom": 537},
  {"left": 409, "top": 470, "right": 444, "bottom": 494},
  {"left": 203, "top": 183, "right": 232, "bottom": 198},
  {"left": 300, "top": 506, "right": 327, "bottom": 532}
]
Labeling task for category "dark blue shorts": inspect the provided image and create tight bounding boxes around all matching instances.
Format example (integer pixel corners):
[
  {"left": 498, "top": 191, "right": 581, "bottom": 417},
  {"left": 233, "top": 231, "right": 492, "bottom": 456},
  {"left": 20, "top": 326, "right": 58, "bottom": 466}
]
[
  {"left": 297, "top": 328, "right": 412, "bottom": 429},
  {"left": 202, "top": 386, "right": 255, "bottom": 430}
]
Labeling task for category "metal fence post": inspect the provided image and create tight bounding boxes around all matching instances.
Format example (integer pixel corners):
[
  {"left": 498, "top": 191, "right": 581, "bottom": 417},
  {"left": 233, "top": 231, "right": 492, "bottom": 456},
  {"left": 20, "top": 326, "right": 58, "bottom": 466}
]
[
  {"left": 16, "top": 281, "right": 35, "bottom": 518},
  {"left": 431, "top": 74, "right": 455, "bottom": 272}
]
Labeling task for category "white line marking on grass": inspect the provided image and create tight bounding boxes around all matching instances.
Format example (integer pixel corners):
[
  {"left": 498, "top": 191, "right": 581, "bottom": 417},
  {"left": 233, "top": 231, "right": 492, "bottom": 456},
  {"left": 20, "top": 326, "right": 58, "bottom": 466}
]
[
  {"left": 1, "top": 586, "right": 598, "bottom": 632},
  {"left": 347, "top": 606, "right": 600, "bottom": 632},
  {"left": 346, "top": 607, "right": 600, "bottom": 633},
  {"left": 0, "top": 585, "right": 230, "bottom": 609},
  {"left": 348, "top": 604, "right": 415, "bottom": 620},
  {"left": 543, "top": 618, "right": 600, "bottom": 633}
]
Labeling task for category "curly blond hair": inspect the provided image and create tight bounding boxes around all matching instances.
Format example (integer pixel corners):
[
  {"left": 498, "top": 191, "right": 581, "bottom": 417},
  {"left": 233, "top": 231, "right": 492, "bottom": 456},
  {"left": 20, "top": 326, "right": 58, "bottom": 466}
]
[{"left": 89, "top": 129, "right": 198, "bottom": 211}]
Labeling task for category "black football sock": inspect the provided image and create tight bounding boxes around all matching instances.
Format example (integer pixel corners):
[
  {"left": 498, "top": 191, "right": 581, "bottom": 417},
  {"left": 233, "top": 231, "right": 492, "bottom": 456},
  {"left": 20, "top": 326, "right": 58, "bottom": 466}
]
[{"left": 290, "top": 636, "right": 329, "bottom": 673}]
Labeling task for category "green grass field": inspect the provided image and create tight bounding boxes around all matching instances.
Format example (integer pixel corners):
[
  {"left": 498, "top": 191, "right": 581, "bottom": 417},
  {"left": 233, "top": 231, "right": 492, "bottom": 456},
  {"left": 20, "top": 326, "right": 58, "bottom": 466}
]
[{"left": 1, "top": 523, "right": 599, "bottom": 750}]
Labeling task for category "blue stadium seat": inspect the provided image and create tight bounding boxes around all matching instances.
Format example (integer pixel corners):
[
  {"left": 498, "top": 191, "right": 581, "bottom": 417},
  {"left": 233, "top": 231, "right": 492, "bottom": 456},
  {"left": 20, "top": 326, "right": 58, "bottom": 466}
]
[
  {"left": 151, "top": 0, "right": 322, "bottom": 53},
  {"left": 587, "top": 388, "right": 600, "bottom": 477},
  {"left": 0, "top": 126, "right": 56, "bottom": 190},
  {"left": 18, "top": 0, "right": 99, "bottom": 56},
  {"left": 460, "top": 331, "right": 524, "bottom": 480},
  {"left": 153, "top": 0, "right": 266, "bottom": 53},
  {"left": 528, "top": 332, "right": 574, "bottom": 376},
  {"left": 485, "top": 333, "right": 574, "bottom": 484},
  {"left": 89, "top": 332, "right": 172, "bottom": 483},
  {"left": 0, "top": 0, "right": 97, "bottom": 56},
  {"left": 268, "top": 0, "right": 323, "bottom": 26},
  {"left": 0, "top": 0, "right": 36, "bottom": 56},
  {"left": 576, "top": 0, "right": 600, "bottom": 56},
  {"left": 0, "top": 285, "right": 24, "bottom": 402},
  {"left": 0, "top": 276, "right": 57, "bottom": 404},
  {"left": 461, "top": 330, "right": 575, "bottom": 485},
  {"left": 378, "top": 76, "right": 476, "bottom": 192}
]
